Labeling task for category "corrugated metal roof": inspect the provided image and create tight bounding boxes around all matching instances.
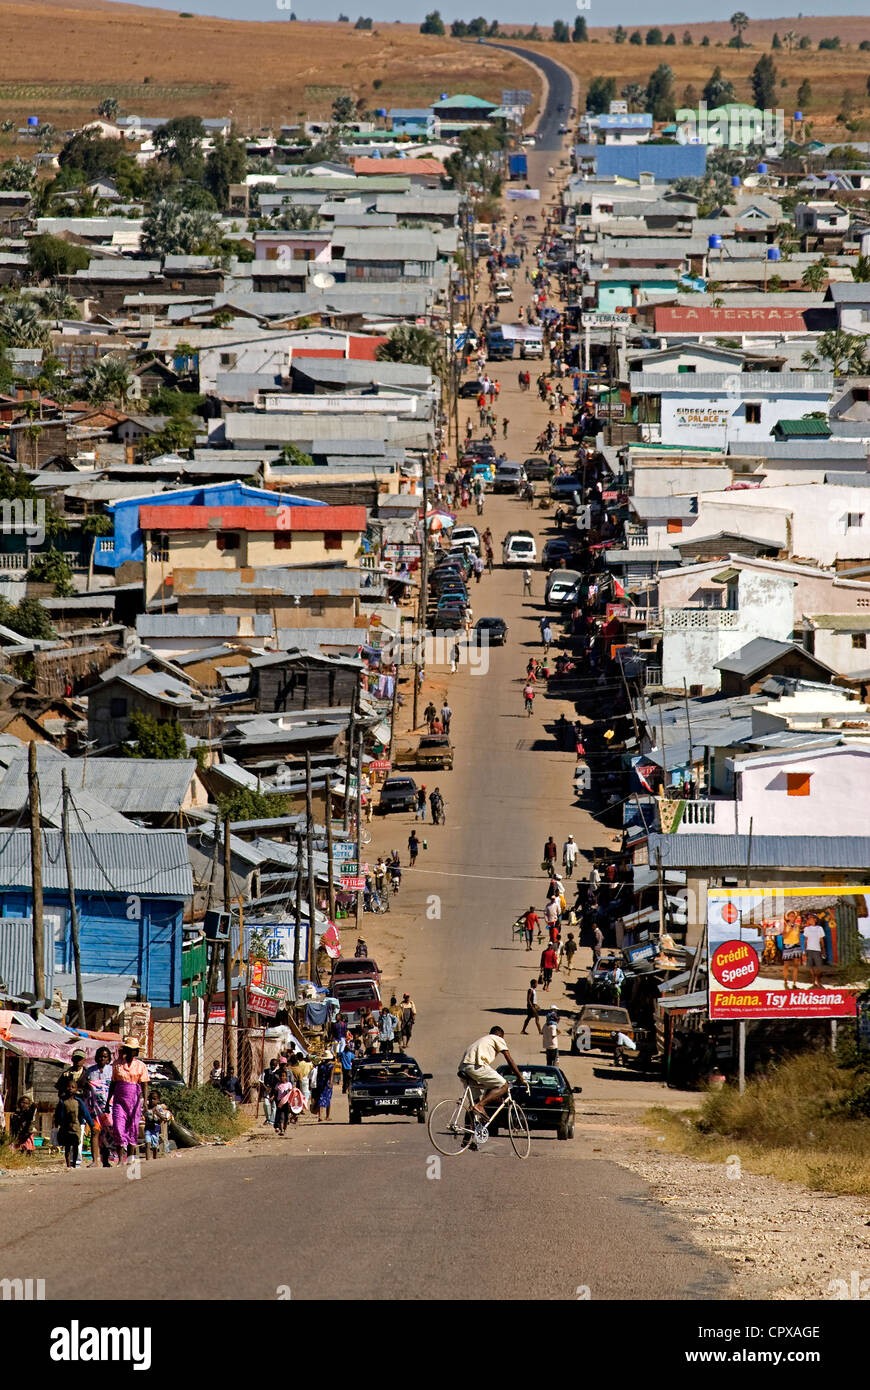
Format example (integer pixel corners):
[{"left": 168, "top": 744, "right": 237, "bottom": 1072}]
[
  {"left": 714, "top": 637, "right": 806, "bottom": 677},
  {"left": 173, "top": 565, "right": 370, "bottom": 596},
  {"left": 648, "top": 833, "right": 870, "bottom": 869},
  {"left": 137, "top": 614, "right": 273, "bottom": 638},
  {"left": 0, "top": 919, "right": 54, "bottom": 1001},
  {"left": 728, "top": 440, "right": 866, "bottom": 459},
  {"left": 631, "top": 372, "right": 832, "bottom": 392},
  {"left": 0, "top": 751, "right": 197, "bottom": 816},
  {"left": 139, "top": 503, "right": 366, "bottom": 532},
  {"left": 54, "top": 971, "right": 137, "bottom": 1006},
  {"left": 0, "top": 830, "right": 193, "bottom": 896},
  {"left": 654, "top": 306, "right": 812, "bottom": 334}
]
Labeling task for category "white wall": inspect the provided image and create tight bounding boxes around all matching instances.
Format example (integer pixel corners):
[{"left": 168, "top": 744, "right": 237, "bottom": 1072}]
[
  {"left": 661, "top": 569, "right": 795, "bottom": 691},
  {"left": 811, "top": 626, "right": 870, "bottom": 677},
  {"left": 659, "top": 387, "right": 831, "bottom": 448},
  {"left": 631, "top": 464, "right": 732, "bottom": 498},
  {"left": 694, "top": 484, "right": 870, "bottom": 566}
]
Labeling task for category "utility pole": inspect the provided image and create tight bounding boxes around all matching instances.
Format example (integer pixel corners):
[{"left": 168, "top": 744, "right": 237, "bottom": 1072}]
[
  {"left": 355, "top": 727, "right": 363, "bottom": 933},
  {"left": 325, "top": 774, "right": 335, "bottom": 920},
  {"left": 343, "top": 678, "right": 358, "bottom": 833},
  {"left": 293, "top": 829, "right": 303, "bottom": 991},
  {"left": 657, "top": 704, "right": 669, "bottom": 797},
  {"left": 222, "top": 812, "right": 234, "bottom": 1075},
  {"left": 682, "top": 678, "right": 695, "bottom": 787},
  {"left": 27, "top": 740, "right": 44, "bottom": 1012},
  {"left": 737, "top": 816, "right": 754, "bottom": 1096},
  {"left": 60, "top": 770, "right": 85, "bottom": 1028},
  {"left": 447, "top": 278, "right": 455, "bottom": 461},
  {"left": 305, "top": 751, "right": 317, "bottom": 982}
]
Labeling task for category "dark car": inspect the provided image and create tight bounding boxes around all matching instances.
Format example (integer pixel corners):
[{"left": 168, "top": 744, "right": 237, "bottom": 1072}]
[
  {"left": 550, "top": 474, "right": 584, "bottom": 499},
  {"left": 143, "top": 1058, "right": 186, "bottom": 1092},
  {"left": 348, "top": 1053, "right": 431, "bottom": 1124},
  {"left": 485, "top": 1065, "right": 580, "bottom": 1140},
  {"left": 458, "top": 379, "right": 480, "bottom": 399},
  {"left": 433, "top": 604, "right": 466, "bottom": 630},
  {"left": 473, "top": 616, "right": 508, "bottom": 645},
  {"left": 331, "top": 956, "right": 381, "bottom": 986},
  {"left": 504, "top": 253, "right": 520, "bottom": 269},
  {"left": 523, "top": 456, "right": 551, "bottom": 481},
  {"left": 542, "top": 537, "right": 576, "bottom": 568},
  {"left": 378, "top": 776, "right": 418, "bottom": 814},
  {"left": 464, "top": 440, "right": 496, "bottom": 459}
]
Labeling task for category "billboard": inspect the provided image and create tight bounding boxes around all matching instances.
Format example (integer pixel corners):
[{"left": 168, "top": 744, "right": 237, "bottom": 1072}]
[{"left": 707, "top": 887, "right": 867, "bottom": 1021}]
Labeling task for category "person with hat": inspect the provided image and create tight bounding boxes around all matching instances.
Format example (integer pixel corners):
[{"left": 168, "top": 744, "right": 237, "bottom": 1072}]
[
  {"left": 542, "top": 1010, "right": 560, "bottom": 1066},
  {"left": 56, "top": 1047, "right": 88, "bottom": 1098},
  {"left": 562, "top": 834, "right": 578, "bottom": 879},
  {"left": 399, "top": 993, "right": 417, "bottom": 1049},
  {"left": 311, "top": 1051, "right": 335, "bottom": 1123},
  {"left": 106, "top": 1036, "right": 149, "bottom": 1164}
]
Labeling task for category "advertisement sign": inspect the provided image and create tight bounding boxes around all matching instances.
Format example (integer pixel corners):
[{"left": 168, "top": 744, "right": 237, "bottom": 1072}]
[
  {"left": 340, "top": 875, "right": 366, "bottom": 891},
  {"left": 707, "top": 887, "right": 867, "bottom": 1021},
  {"left": 247, "top": 988, "right": 279, "bottom": 1018},
  {"left": 244, "top": 922, "right": 307, "bottom": 965},
  {"left": 506, "top": 188, "right": 540, "bottom": 201},
  {"left": 370, "top": 759, "right": 392, "bottom": 772},
  {"left": 333, "top": 842, "right": 356, "bottom": 862},
  {"left": 675, "top": 406, "right": 730, "bottom": 429},
  {"left": 626, "top": 940, "right": 657, "bottom": 966}
]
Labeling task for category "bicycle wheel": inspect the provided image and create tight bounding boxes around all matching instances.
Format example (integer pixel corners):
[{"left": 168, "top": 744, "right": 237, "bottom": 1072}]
[
  {"left": 508, "top": 1100, "right": 531, "bottom": 1159},
  {"left": 428, "top": 1098, "right": 473, "bottom": 1157}
]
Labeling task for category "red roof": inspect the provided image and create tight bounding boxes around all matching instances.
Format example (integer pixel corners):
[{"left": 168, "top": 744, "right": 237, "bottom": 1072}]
[
  {"left": 139, "top": 504, "right": 367, "bottom": 533},
  {"left": 293, "top": 336, "right": 387, "bottom": 363},
  {"left": 353, "top": 157, "right": 445, "bottom": 177},
  {"left": 655, "top": 306, "right": 810, "bottom": 335}
]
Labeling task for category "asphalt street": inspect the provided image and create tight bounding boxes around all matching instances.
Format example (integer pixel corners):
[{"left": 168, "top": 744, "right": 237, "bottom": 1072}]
[{"left": 0, "top": 56, "right": 731, "bottom": 1302}]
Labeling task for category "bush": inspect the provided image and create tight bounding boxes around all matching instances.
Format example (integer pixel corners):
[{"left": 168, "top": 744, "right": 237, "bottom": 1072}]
[{"left": 171, "top": 1084, "right": 244, "bottom": 1139}]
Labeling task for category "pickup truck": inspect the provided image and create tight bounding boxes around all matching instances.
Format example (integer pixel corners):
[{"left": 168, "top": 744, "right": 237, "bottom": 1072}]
[{"left": 394, "top": 734, "right": 454, "bottom": 771}]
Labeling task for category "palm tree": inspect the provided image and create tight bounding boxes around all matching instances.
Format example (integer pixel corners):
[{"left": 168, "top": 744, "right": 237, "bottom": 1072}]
[
  {"left": 801, "top": 260, "right": 829, "bottom": 292},
  {"left": 0, "top": 299, "right": 50, "bottom": 349},
  {"left": 620, "top": 84, "right": 648, "bottom": 113},
  {"left": 802, "top": 329, "right": 867, "bottom": 375},
  {"left": 376, "top": 324, "right": 443, "bottom": 373},
  {"left": 274, "top": 204, "right": 322, "bottom": 231},
  {"left": 852, "top": 255, "right": 870, "bottom": 283},
  {"left": 84, "top": 355, "right": 132, "bottom": 407},
  {"left": 141, "top": 199, "right": 222, "bottom": 258},
  {"left": 39, "top": 288, "right": 79, "bottom": 328},
  {"left": 730, "top": 11, "right": 749, "bottom": 48},
  {"left": 783, "top": 29, "right": 798, "bottom": 54}
]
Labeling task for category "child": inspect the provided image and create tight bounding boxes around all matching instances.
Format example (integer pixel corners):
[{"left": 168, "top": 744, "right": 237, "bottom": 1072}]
[
  {"left": 273, "top": 1065, "right": 292, "bottom": 1135},
  {"left": 144, "top": 1089, "right": 173, "bottom": 1159},
  {"left": 55, "top": 1079, "right": 92, "bottom": 1169},
  {"left": 10, "top": 1094, "right": 36, "bottom": 1151}
]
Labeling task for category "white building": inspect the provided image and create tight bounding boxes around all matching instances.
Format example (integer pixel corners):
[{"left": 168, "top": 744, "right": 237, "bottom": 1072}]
[
  {"left": 689, "top": 482, "right": 870, "bottom": 568},
  {"left": 630, "top": 371, "right": 834, "bottom": 449},
  {"left": 661, "top": 567, "right": 795, "bottom": 692}
]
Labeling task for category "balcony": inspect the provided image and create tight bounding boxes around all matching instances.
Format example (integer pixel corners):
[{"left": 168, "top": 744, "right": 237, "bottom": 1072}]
[
  {"left": 664, "top": 607, "right": 740, "bottom": 631},
  {"left": 674, "top": 799, "right": 738, "bottom": 833}
]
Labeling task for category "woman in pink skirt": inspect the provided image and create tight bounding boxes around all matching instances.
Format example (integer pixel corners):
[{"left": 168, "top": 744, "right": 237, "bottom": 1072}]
[{"left": 106, "top": 1036, "right": 149, "bottom": 1164}]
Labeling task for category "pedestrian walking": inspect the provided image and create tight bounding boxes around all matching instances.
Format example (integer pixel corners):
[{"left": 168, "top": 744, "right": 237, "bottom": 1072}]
[
  {"left": 522, "top": 567, "right": 532, "bottom": 597},
  {"left": 562, "top": 834, "right": 578, "bottom": 879},
  {"left": 260, "top": 1057, "right": 279, "bottom": 1127},
  {"left": 340, "top": 1038, "right": 356, "bottom": 1093},
  {"left": 399, "top": 993, "right": 417, "bottom": 1049},
  {"left": 544, "top": 835, "right": 558, "bottom": 874},
  {"left": 540, "top": 943, "right": 559, "bottom": 991},
  {"left": 440, "top": 701, "right": 452, "bottom": 735},
  {"left": 592, "top": 923, "right": 604, "bottom": 964},
  {"left": 407, "top": 830, "right": 420, "bottom": 866},
  {"left": 424, "top": 699, "right": 437, "bottom": 732},
  {"left": 523, "top": 905, "right": 539, "bottom": 950},
  {"left": 378, "top": 1008, "right": 397, "bottom": 1056},
  {"left": 106, "top": 1035, "right": 148, "bottom": 1166},
  {"left": 560, "top": 932, "right": 577, "bottom": 973},
  {"left": 542, "top": 1010, "right": 560, "bottom": 1066},
  {"left": 521, "top": 978, "right": 543, "bottom": 1035},
  {"left": 502, "top": 416, "right": 509, "bottom": 438},
  {"left": 416, "top": 785, "right": 427, "bottom": 821},
  {"left": 311, "top": 1052, "right": 334, "bottom": 1122}
]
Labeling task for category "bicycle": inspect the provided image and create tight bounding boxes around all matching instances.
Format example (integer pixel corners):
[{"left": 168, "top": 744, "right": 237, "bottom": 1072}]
[
  {"left": 428, "top": 1079, "right": 531, "bottom": 1159},
  {"left": 524, "top": 694, "right": 535, "bottom": 716}
]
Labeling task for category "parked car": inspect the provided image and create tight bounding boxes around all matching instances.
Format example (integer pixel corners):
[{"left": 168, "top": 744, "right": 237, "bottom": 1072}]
[
  {"left": 348, "top": 1053, "right": 431, "bottom": 1124},
  {"left": 504, "top": 253, "right": 520, "bottom": 269},
  {"left": 571, "top": 1004, "right": 635, "bottom": 1054},
  {"left": 469, "top": 459, "right": 495, "bottom": 483},
  {"left": 550, "top": 474, "right": 584, "bottom": 499},
  {"left": 493, "top": 462, "right": 526, "bottom": 493},
  {"left": 523, "top": 456, "right": 551, "bottom": 481},
  {"left": 378, "top": 776, "right": 418, "bottom": 814},
  {"left": 520, "top": 339, "right": 543, "bottom": 360},
  {"left": 465, "top": 440, "right": 496, "bottom": 459},
  {"left": 334, "top": 977, "right": 382, "bottom": 1028},
  {"left": 546, "top": 570, "right": 583, "bottom": 608},
  {"left": 503, "top": 533, "right": 537, "bottom": 565},
  {"left": 143, "top": 1058, "right": 186, "bottom": 1092},
  {"left": 433, "top": 603, "right": 466, "bottom": 630},
  {"left": 331, "top": 957, "right": 381, "bottom": 986},
  {"left": 485, "top": 1065, "right": 580, "bottom": 1140},
  {"left": 472, "top": 616, "right": 508, "bottom": 646},
  {"left": 542, "top": 537, "right": 576, "bottom": 568},
  {"left": 450, "top": 525, "right": 480, "bottom": 553},
  {"left": 494, "top": 283, "right": 513, "bottom": 302},
  {"left": 458, "top": 379, "right": 481, "bottom": 399}
]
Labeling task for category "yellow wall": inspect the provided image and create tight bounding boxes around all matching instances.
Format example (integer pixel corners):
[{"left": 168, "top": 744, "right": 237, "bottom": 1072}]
[{"left": 145, "top": 529, "right": 360, "bottom": 602}]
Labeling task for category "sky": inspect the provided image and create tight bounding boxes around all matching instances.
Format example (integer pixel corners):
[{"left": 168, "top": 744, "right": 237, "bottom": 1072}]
[{"left": 118, "top": 1, "right": 870, "bottom": 24}]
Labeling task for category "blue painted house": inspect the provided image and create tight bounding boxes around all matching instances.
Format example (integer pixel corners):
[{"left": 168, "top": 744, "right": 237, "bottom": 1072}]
[
  {"left": 0, "top": 830, "right": 193, "bottom": 1008},
  {"left": 97, "top": 481, "right": 326, "bottom": 570}
]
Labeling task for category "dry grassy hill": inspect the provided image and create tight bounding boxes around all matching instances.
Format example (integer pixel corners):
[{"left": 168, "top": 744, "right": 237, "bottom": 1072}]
[{"left": 0, "top": 3, "right": 539, "bottom": 134}]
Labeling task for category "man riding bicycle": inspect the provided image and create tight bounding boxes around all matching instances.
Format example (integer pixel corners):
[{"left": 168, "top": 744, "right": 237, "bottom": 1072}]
[{"left": 458, "top": 1027, "right": 526, "bottom": 1119}]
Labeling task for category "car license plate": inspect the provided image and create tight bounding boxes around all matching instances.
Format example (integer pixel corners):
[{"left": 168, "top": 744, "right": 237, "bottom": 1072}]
[{"left": 375, "top": 1098, "right": 399, "bottom": 1106}]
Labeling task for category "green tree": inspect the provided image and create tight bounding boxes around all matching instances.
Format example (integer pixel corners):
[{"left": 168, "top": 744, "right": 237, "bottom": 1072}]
[
  {"left": 331, "top": 95, "right": 356, "bottom": 126},
  {"left": 0, "top": 158, "right": 36, "bottom": 192},
  {"left": 801, "top": 260, "right": 829, "bottom": 292},
  {"left": 153, "top": 115, "right": 206, "bottom": 174},
  {"left": 204, "top": 134, "right": 247, "bottom": 210},
  {"left": 682, "top": 30, "right": 693, "bottom": 45},
  {"left": 798, "top": 35, "right": 811, "bottom": 50},
  {"left": 10, "top": 596, "right": 55, "bottom": 640},
  {"left": 646, "top": 64, "right": 676, "bottom": 122},
  {"left": 852, "top": 255, "right": 870, "bottom": 284},
  {"left": 354, "top": 16, "right": 372, "bottom": 29},
  {"left": 38, "top": 287, "right": 81, "bottom": 327},
  {"left": 703, "top": 67, "right": 736, "bottom": 107},
  {"left": 613, "top": 25, "right": 626, "bottom": 43},
  {"left": 645, "top": 28, "right": 663, "bottom": 45},
  {"left": 752, "top": 53, "right": 777, "bottom": 110},
  {"left": 277, "top": 442, "right": 314, "bottom": 467},
  {"left": 0, "top": 300, "right": 49, "bottom": 349},
  {"left": 97, "top": 97, "right": 120, "bottom": 120},
  {"left": 797, "top": 79, "right": 812, "bottom": 108},
  {"left": 770, "top": 31, "right": 781, "bottom": 49},
  {"left": 84, "top": 355, "right": 132, "bottom": 407},
  {"left": 141, "top": 198, "right": 222, "bottom": 257},
  {"left": 215, "top": 788, "right": 291, "bottom": 820},
  {"left": 801, "top": 329, "right": 867, "bottom": 375},
  {"left": 664, "top": 32, "right": 676, "bottom": 45},
  {"left": 376, "top": 324, "right": 442, "bottom": 372},
  {"left": 682, "top": 84, "right": 699, "bottom": 109},
  {"left": 552, "top": 20, "right": 570, "bottom": 43},
  {"left": 420, "top": 10, "right": 445, "bottom": 34},
  {"left": 27, "top": 233, "right": 89, "bottom": 280},
  {"left": 818, "top": 36, "right": 840, "bottom": 50},
  {"left": 783, "top": 29, "right": 798, "bottom": 53},
  {"left": 586, "top": 76, "right": 618, "bottom": 115},
  {"left": 467, "top": 17, "right": 488, "bottom": 35},
  {"left": 142, "top": 415, "right": 198, "bottom": 458},
  {"left": 451, "top": 18, "right": 467, "bottom": 35},
  {"left": 629, "top": 30, "right": 642, "bottom": 45},
  {"left": 572, "top": 16, "right": 588, "bottom": 42},
  {"left": 125, "top": 710, "right": 188, "bottom": 759},
  {"left": 700, "top": 34, "right": 710, "bottom": 46},
  {"left": 26, "top": 547, "right": 74, "bottom": 596},
  {"left": 730, "top": 11, "right": 749, "bottom": 48},
  {"left": 621, "top": 84, "right": 648, "bottom": 113}
]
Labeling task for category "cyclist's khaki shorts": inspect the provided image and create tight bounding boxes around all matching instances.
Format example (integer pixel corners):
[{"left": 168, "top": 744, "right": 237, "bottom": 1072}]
[{"left": 462, "top": 1064, "right": 504, "bottom": 1093}]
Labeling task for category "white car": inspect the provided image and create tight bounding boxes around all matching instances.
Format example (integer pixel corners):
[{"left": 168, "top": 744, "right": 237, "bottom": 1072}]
[
  {"left": 503, "top": 533, "right": 537, "bottom": 565},
  {"left": 450, "top": 525, "right": 481, "bottom": 553},
  {"left": 494, "top": 284, "right": 513, "bottom": 302}
]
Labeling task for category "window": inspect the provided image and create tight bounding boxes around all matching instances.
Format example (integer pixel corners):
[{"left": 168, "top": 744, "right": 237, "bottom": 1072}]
[
  {"left": 274, "top": 533, "right": 293, "bottom": 550},
  {"left": 219, "top": 352, "right": 237, "bottom": 369},
  {"left": 786, "top": 772, "right": 811, "bottom": 797},
  {"left": 323, "top": 531, "right": 343, "bottom": 551},
  {"left": 857, "top": 598, "right": 870, "bottom": 608},
  {"left": 666, "top": 518, "right": 683, "bottom": 533},
  {"left": 216, "top": 532, "right": 240, "bottom": 551},
  {"left": 745, "top": 402, "right": 762, "bottom": 424},
  {"left": 847, "top": 513, "right": 865, "bottom": 529},
  {"left": 110, "top": 696, "right": 128, "bottom": 718},
  {"left": 677, "top": 364, "right": 696, "bottom": 374},
  {"left": 852, "top": 633, "right": 867, "bottom": 649},
  {"left": 152, "top": 532, "right": 169, "bottom": 562},
  {"left": 310, "top": 600, "right": 325, "bottom": 616}
]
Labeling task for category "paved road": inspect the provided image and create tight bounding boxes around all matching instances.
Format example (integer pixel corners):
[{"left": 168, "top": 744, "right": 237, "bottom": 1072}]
[
  {"left": 0, "top": 61, "right": 730, "bottom": 1303},
  {"left": 482, "top": 41, "right": 575, "bottom": 149}
]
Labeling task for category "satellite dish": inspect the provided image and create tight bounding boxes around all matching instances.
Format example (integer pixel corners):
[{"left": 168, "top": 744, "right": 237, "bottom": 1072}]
[{"left": 313, "top": 272, "right": 336, "bottom": 289}]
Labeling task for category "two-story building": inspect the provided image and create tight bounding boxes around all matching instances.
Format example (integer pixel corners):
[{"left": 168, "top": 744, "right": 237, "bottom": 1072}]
[{"left": 630, "top": 371, "right": 834, "bottom": 449}]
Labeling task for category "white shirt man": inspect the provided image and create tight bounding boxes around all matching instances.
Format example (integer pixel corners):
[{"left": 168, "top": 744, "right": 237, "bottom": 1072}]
[{"left": 563, "top": 835, "right": 578, "bottom": 878}]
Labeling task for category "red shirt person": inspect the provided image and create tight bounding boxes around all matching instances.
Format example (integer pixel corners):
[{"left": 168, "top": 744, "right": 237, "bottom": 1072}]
[{"left": 540, "top": 945, "right": 559, "bottom": 990}]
